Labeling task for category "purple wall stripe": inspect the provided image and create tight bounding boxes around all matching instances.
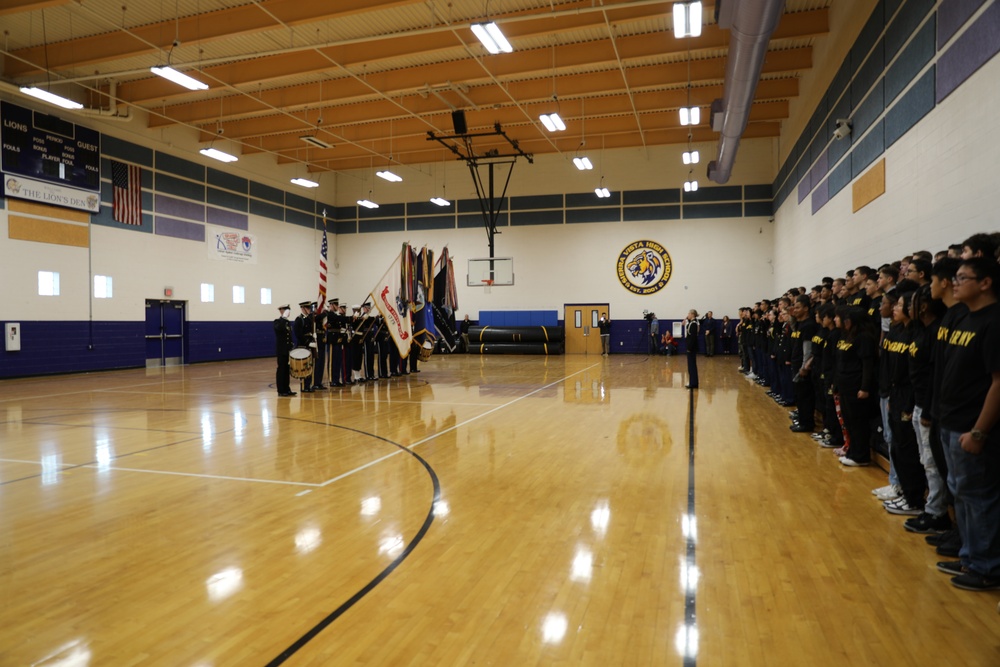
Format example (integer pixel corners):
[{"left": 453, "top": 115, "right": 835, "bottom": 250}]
[
  {"left": 155, "top": 193, "right": 205, "bottom": 221},
  {"left": 810, "top": 150, "right": 829, "bottom": 190},
  {"left": 206, "top": 206, "right": 249, "bottom": 230},
  {"left": 811, "top": 178, "right": 830, "bottom": 215},
  {"left": 798, "top": 175, "right": 810, "bottom": 204},
  {"left": 155, "top": 216, "right": 206, "bottom": 242},
  {"left": 938, "top": 0, "right": 987, "bottom": 48},
  {"left": 936, "top": 0, "right": 1000, "bottom": 102}
]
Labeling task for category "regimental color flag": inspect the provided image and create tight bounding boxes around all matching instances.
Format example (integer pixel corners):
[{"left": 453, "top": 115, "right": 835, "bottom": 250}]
[
  {"left": 317, "top": 226, "right": 328, "bottom": 313},
  {"left": 111, "top": 161, "right": 141, "bottom": 226},
  {"left": 369, "top": 244, "right": 413, "bottom": 359}
]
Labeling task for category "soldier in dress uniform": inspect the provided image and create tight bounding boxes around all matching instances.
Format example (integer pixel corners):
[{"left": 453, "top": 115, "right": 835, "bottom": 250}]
[
  {"left": 360, "top": 303, "right": 378, "bottom": 381},
  {"left": 323, "top": 299, "right": 341, "bottom": 388},
  {"left": 273, "top": 305, "right": 296, "bottom": 397},
  {"left": 293, "top": 301, "right": 316, "bottom": 393},
  {"left": 312, "top": 301, "right": 327, "bottom": 390}
]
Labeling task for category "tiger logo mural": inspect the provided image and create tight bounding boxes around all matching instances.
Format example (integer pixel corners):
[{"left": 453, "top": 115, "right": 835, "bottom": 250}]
[
  {"left": 617, "top": 240, "right": 673, "bottom": 295},
  {"left": 627, "top": 249, "right": 662, "bottom": 285}
]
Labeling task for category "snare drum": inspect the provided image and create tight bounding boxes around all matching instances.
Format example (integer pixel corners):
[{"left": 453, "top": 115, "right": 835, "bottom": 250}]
[{"left": 289, "top": 347, "right": 314, "bottom": 379}]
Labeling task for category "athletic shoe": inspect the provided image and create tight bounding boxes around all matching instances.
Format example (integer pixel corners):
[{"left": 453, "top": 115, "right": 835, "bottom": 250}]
[
  {"left": 833, "top": 447, "right": 848, "bottom": 457},
  {"left": 904, "top": 513, "right": 951, "bottom": 534},
  {"left": 818, "top": 438, "right": 839, "bottom": 448},
  {"left": 951, "top": 572, "right": 1000, "bottom": 591},
  {"left": 839, "top": 456, "right": 870, "bottom": 467},
  {"left": 937, "top": 560, "right": 967, "bottom": 575},
  {"left": 884, "top": 497, "right": 923, "bottom": 516},
  {"left": 873, "top": 484, "right": 902, "bottom": 501},
  {"left": 926, "top": 528, "right": 959, "bottom": 547}
]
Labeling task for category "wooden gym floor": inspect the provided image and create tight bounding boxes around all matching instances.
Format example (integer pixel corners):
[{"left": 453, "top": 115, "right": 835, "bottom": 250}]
[{"left": 1, "top": 354, "right": 998, "bottom": 666}]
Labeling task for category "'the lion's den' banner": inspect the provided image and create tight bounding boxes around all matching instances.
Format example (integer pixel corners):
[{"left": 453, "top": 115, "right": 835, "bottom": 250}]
[
  {"left": 208, "top": 226, "right": 257, "bottom": 263},
  {"left": 617, "top": 240, "right": 672, "bottom": 295}
]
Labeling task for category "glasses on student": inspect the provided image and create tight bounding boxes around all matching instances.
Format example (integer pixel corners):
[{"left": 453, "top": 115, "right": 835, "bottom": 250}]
[{"left": 952, "top": 274, "right": 981, "bottom": 284}]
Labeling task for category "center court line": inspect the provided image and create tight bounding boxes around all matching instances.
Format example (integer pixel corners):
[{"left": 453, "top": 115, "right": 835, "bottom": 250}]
[{"left": 319, "top": 363, "right": 600, "bottom": 487}]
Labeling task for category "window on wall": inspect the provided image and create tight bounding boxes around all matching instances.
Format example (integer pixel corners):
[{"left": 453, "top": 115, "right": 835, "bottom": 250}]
[
  {"left": 260, "top": 287, "right": 272, "bottom": 305},
  {"left": 94, "top": 275, "right": 113, "bottom": 299},
  {"left": 201, "top": 283, "right": 215, "bottom": 302},
  {"left": 38, "top": 271, "right": 60, "bottom": 296},
  {"left": 233, "top": 286, "right": 245, "bottom": 304}
]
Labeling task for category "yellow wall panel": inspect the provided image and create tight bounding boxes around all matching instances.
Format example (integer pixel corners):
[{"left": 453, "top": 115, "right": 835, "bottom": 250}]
[
  {"left": 8, "top": 215, "right": 90, "bottom": 248},
  {"left": 8, "top": 198, "right": 91, "bottom": 223},
  {"left": 852, "top": 158, "right": 885, "bottom": 213}
]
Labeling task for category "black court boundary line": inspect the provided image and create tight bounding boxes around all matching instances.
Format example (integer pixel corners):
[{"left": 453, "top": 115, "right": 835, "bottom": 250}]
[
  {"left": 265, "top": 418, "right": 441, "bottom": 666},
  {"left": 684, "top": 388, "right": 697, "bottom": 667}
]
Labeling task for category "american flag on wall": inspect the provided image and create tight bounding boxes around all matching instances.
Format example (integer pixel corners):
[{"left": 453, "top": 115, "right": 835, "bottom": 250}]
[
  {"left": 111, "top": 161, "right": 142, "bottom": 226},
  {"left": 316, "top": 224, "right": 328, "bottom": 313}
]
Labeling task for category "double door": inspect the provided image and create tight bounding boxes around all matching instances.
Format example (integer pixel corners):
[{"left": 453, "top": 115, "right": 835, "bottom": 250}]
[
  {"left": 145, "top": 299, "right": 186, "bottom": 367},
  {"left": 564, "top": 304, "right": 608, "bottom": 355}
]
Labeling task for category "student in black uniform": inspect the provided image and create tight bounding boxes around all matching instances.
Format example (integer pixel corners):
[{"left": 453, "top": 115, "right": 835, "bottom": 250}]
[
  {"left": 833, "top": 306, "right": 879, "bottom": 466},
  {"left": 293, "top": 301, "right": 316, "bottom": 393},
  {"left": 685, "top": 309, "right": 699, "bottom": 389},
  {"left": 273, "top": 305, "right": 296, "bottom": 397},
  {"left": 935, "top": 257, "right": 1000, "bottom": 591},
  {"left": 789, "top": 295, "right": 819, "bottom": 433}
]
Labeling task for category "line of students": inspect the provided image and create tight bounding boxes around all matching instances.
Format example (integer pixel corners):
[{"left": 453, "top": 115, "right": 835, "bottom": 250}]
[{"left": 735, "top": 232, "right": 1000, "bottom": 593}]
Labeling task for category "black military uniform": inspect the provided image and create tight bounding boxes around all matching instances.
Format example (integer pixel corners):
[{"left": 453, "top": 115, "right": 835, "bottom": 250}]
[
  {"left": 274, "top": 305, "right": 295, "bottom": 396},
  {"left": 293, "top": 301, "right": 315, "bottom": 393}
]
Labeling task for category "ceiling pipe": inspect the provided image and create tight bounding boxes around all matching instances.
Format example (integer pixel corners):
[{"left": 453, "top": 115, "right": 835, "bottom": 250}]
[{"left": 707, "top": 0, "right": 786, "bottom": 184}]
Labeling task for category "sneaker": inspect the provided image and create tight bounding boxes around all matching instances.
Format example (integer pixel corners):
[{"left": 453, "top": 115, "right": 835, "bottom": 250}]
[
  {"left": 926, "top": 528, "right": 959, "bottom": 547},
  {"left": 904, "top": 513, "right": 951, "bottom": 534},
  {"left": 936, "top": 541, "right": 962, "bottom": 558},
  {"left": 818, "top": 438, "right": 839, "bottom": 448},
  {"left": 833, "top": 447, "right": 848, "bottom": 457},
  {"left": 951, "top": 573, "right": 1000, "bottom": 591},
  {"left": 873, "top": 484, "right": 902, "bottom": 501},
  {"left": 884, "top": 497, "right": 923, "bottom": 515},
  {"left": 937, "top": 560, "right": 967, "bottom": 575},
  {"left": 840, "top": 456, "right": 870, "bottom": 467}
]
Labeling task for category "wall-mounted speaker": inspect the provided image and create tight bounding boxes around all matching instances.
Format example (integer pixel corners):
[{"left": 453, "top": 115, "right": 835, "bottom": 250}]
[{"left": 452, "top": 110, "right": 468, "bottom": 135}]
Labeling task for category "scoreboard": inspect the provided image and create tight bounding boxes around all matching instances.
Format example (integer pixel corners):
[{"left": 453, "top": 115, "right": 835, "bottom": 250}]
[{"left": 2, "top": 101, "right": 101, "bottom": 212}]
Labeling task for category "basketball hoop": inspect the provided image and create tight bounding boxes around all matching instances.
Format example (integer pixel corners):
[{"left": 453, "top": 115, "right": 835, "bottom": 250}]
[{"left": 481, "top": 279, "right": 494, "bottom": 294}]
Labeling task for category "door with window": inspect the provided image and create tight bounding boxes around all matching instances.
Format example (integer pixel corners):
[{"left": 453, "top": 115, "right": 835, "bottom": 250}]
[
  {"left": 564, "top": 304, "right": 608, "bottom": 355},
  {"left": 145, "top": 300, "right": 186, "bottom": 367}
]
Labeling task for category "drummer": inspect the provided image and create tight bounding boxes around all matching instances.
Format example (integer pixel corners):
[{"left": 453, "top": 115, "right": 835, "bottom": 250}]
[
  {"left": 293, "top": 301, "right": 316, "bottom": 393},
  {"left": 273, "top": 304, "right": 295, "bottom": 396}
]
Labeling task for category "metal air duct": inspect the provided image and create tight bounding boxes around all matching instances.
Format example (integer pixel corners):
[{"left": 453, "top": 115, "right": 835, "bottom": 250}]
[{"left": 707, "top": 0, "right": 786, "bottom": 184}]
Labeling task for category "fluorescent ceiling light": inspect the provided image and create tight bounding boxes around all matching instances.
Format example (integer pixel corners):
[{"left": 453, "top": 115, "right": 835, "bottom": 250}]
[
  {"left": 376, "top": 170, "right": 403, "bottom": 182},
  {"left": 682, "top": 150, "right": 700, "bottom": 165},
  {"left": 684, "top": 180, "right": 699, "bottom": 192},
  {"left": 539, "top": 113, "right": 566, "bottom": 132},
  {"left": 291, "top": 177, "right": 319, "bottom": 188},
  {"left": 19, "top": 86, "right": 83, "bottom": 110},
  {"left": 199, "top": 148, "right": 238, "bottom": 163},
  {"left": 673, "top": 1, "right": 703, "bottom": 38},
  {"left": 300, "top": 135, "right": 332, "bottom": 149},
  {"left": 150, "top": 66, "right": 209, "bottom": 91},
  {"left": 357, "top": 199, "right": 379, "bottom": 209},
  {"left": 573, "top": 157, "right": 594, "bottom": 170},
  {"left": 430, "top": 197, "right": 451, "bottom": 206},
  {"left": 471, "top": 22, "right": 512, "bottom": 54},
  {"left": 595, "top": 187, "right": 611, "bottom": 198},
  {"left": 679, "top": 106, "right": 700, "bottom": 126}
]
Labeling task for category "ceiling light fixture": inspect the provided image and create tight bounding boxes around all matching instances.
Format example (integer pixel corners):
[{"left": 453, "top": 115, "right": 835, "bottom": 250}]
[
  {"left": 376, "top": 170, "right": 402, "bottom": 182},
  {"left": 150, "top": 66, "right": 208, "bottom": 91},
  {"left": 539, "top": 113, "right": 566, "bottom": 132},
  {"left": 300, "top": 135, "right": 332, "bottom": 149},
  {"left": 673, "top": 1, "right": 703, "bottom": 38},
  {"left": 291, "top": 177, "right": 319, "bottom": 188},
  {"left": 684, "top": 179, "right": 699, "bottom": 192},
  {"left": 430, "top": 197, "right": 451, "bottom": 206},
  {"left": 573, "top": 156, "right": 594, "bottom": 170},
  {"left": 19, "top": 86, "right": 83, "bottom": 110},
  {"left": 679, "top": 106, "right": 700, "bottom": 126},
  {"left": 595, "top": 187, "right": 611, "bottom": 198},
  {"left": 357, "top": 199, "right": 379, "bottom": 209},
  {"left": 471, "top": 22, "right": 512, "bottom": 54},
  {"left": 200, "top": 147, "right": 238, "bottom": 163},
  {"left": 682, "top": 150, "right": 700, "bottom": 165}
]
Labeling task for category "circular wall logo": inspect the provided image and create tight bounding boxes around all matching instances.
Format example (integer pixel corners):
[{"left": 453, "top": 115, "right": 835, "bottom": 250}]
[{"left": 616, "top": 240, "right": 673, "bottom": 295}]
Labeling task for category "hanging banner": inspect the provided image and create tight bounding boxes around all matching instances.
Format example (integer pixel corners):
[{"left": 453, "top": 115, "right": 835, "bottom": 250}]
[
  {"left": 207, "top": 226, "right": 257, "bottom": 263},
  {"left": 3, "top": 174, "right": 100, "bottom": 212}
]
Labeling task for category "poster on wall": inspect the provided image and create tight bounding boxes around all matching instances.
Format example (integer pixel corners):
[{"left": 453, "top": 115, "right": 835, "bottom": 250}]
[
  {"left": 1, "top": 101, "right": 101, "bottom": 213},
  {"left": 208, "top": 226, "right": 257, "bottom": 263}
]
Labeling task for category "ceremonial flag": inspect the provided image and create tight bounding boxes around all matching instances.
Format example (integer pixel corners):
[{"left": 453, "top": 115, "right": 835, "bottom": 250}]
[
  {"left": 111, "top": 161, "right": 141, "bottom": 226},
  {"left": 369, "top": 244, "right": 413, "bottom": 359},
  {"left": 317, "top": 225, "right": 328, "bottom": 313}
]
